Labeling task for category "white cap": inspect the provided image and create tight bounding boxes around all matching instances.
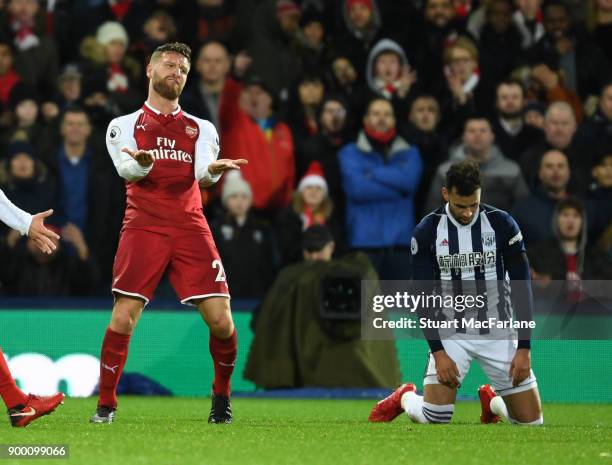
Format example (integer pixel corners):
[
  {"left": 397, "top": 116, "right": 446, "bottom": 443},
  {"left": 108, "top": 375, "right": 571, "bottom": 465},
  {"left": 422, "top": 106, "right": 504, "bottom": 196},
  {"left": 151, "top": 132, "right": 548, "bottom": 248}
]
[{"left": 96, "top": 21, "right": 129, "bottom": 47}]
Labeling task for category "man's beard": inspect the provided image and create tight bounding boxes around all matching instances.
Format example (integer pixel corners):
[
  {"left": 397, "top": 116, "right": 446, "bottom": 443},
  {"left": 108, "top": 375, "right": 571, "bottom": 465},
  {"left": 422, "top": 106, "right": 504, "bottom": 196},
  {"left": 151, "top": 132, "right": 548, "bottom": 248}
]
[
  {"left": 499, "top": 108, "right": 523, "bottom": 120},
  {"left": 153, "top": 75, "right": 182, "bottom": 100}
]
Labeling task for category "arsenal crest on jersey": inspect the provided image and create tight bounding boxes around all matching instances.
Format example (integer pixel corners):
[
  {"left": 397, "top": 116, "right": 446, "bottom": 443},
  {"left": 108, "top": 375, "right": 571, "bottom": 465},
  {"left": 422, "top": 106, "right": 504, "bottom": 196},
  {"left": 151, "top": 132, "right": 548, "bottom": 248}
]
[{"left": 185, "top": 125, "right": 198, "bottom": 138}]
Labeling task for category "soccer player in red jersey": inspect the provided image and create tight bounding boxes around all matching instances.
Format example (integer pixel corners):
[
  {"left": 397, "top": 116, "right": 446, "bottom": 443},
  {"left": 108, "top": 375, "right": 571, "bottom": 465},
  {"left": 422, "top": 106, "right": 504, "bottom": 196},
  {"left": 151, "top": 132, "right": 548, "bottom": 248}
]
[
  {"left": 0, "top": 189, "right": 65, "bottom": 427},
  {"left": 90, "top": 42, "right": 246, "bottom": 424}
]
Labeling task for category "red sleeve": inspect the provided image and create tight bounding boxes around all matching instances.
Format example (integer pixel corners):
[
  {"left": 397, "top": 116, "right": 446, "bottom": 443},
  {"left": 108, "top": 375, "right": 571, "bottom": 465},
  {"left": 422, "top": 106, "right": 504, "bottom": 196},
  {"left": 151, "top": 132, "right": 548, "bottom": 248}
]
[
  {"left": 283, "top": 126, "right": 296, "bottom": 206},
  {"left": 219, "top": 77, "right": 243, "bottom": 131}
]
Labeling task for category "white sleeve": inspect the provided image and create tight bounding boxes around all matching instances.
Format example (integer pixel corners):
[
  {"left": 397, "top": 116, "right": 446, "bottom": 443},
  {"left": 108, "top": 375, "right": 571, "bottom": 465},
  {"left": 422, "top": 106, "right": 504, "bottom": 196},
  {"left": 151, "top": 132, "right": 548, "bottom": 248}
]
[
  {"left": 0, "top": 189, "right": 33, "bottom": 236},
  {"left": 106, "top": 113, "right": 154, "bottom": 182},
  {"left": 194, "top": 119, "right": 222, "bottom": 187}
]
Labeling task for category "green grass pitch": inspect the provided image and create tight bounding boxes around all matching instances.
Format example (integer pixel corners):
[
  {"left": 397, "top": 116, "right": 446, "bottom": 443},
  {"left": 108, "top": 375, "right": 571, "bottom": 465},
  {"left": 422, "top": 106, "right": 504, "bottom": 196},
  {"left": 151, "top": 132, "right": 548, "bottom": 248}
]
[{"left": 1, "top": 397, "right": 611, "bottom": 465}]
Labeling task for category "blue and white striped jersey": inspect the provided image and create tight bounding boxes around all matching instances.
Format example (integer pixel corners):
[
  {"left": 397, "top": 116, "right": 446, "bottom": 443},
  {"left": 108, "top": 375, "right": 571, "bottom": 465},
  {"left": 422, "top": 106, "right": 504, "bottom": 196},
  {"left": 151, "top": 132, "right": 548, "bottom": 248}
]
[{"left": 411, "top": 203, "right": 527, "bottom": 334}]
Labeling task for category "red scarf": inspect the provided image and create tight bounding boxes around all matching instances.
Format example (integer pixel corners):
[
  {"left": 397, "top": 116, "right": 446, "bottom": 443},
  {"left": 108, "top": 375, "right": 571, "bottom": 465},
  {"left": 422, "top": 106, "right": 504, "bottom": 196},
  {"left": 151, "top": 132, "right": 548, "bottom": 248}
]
[
  {"left": 301, "top": 206, "right": 326, "bottom": 230},
  {"left": 364, "top": 125, "right": 396, "bottom": 145},
  {"left": 0, "top": 69, "right": 20, "bottom": 105},
  {"left": 108, "top": 63, "right": 128, "bottom": 94},
  {"left": 111, "top": 0, "right": 132, "bottom": 21}
]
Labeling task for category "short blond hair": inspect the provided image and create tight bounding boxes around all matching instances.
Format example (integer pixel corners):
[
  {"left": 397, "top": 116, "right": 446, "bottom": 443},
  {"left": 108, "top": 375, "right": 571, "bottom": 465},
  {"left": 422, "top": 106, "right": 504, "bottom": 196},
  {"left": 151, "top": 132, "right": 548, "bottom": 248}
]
[
  {"left": 150, "top": 42, "right": 192, "bottom": 65},
  {"left": 443, "top": 36, "right": 479, "bottom": 65}
]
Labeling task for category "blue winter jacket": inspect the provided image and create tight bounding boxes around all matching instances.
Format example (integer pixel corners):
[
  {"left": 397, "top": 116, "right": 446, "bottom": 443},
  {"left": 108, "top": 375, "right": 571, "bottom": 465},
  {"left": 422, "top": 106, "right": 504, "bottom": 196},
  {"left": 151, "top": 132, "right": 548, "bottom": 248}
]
[{"left": 338, "top": 132, "right": 423, "bottom": 248}]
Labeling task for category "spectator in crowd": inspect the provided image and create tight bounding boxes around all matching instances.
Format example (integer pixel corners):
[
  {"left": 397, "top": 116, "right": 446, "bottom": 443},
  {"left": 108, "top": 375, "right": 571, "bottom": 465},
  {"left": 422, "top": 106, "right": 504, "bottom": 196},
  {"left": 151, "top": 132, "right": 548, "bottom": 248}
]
[
  {"left": 335, "top": 0, "right": 383, "bottom": 77},
  {"left": 55, "top": 65, "right": 84, "bottom": 113},
  {"left": 586, "top": 150, "right": 612, "bottom": 244},
  {"left": 4, "top": 84, "right": 54, "bottom": 157},
  {"left": 528, "top": 62, "right": 583, "bottom": 121},
  {"left": 288, "top": 74, "right": 326, "bottom": 147},
  {"left": 298, "top": 94, "right": 352, "bottom": 222},
  {"left": 426, "top": 115, "right": 528, "bottom": 213},
  {"left": 491, "top": 78, "right": 543, "bottom": 161},
  {"left": 414, "top": 0, "right": 468, "bottom": 94},
  {"left": 401, "top": 94, "right": 447, "bottom": 220},
  {"left": 181, "top": 41, "right": 230, "bottom": 128},
  {"left": 130, "top": 9, "right": 177, "bottom": 81},
  {"left": 219, "top": 58, "right": 295, "bottom": 214},
  {"left": 182, "top": 0, "right": 237, "bottom": 51},
  {"left": 0, "top": 223, "right": 99, "bottom": 296},
  {"left": 587, "top": 0, "right": 612, "bottom": 65},
  {"left": 248, "top": 0, "right": 302, "bottom": 106},
  {"left": 276, "top": 161, "right": 344, "bottom": 266},
  {"left": 296, "top": 5, "right": 333, "bottom": 76},
  {"left": 513, "top": 0, "right": 544, "bottom": 49},
  {"left": 80, "top": 21, "right": 143, "bottom": 122},
  {"left": 1, "top": 0, "right": 59, "bottom": 102},
  {"left": 328, "top": 55, "right": 367, "bottom": 119},
  {"left": 576, "top": 81, "right": 612, "bottom": 160},
  {"left": 74, "top": 0, "right": 149, "bottom": 53},
  {"left": 0, "top": 141, "right": 55, "bottom": 238},
  {"left": 529, "top": 198, "right": 612, "bottom": 295},
  {"left": 364, "top": 38, "right": 417, "bottom": 118},
  {"left": 0, "top": 39, "right": 21, "bottom": 122},
  {"left": 440, "top": 36, "right": 484, "bottom": 137},
  {"left": 210, "top": 171, "right": 275, "bottom": 299},
  {"left": 339, "top": 98, "right": 422, "bottom": 280},
  {"left": 519, "top": 101, "right": 587, "bottom": 191},
  {"left": 477, "top": 0, "right": 524, "bottom": 110},
  {"left": 527, "top": 0, "right": 612, "bottom": 102},
  {"left": 512, "top": 149, "right": 572, "bottom": 245},
  {"left": 41, "top": 107, "right": 125, "bottom": 287}
]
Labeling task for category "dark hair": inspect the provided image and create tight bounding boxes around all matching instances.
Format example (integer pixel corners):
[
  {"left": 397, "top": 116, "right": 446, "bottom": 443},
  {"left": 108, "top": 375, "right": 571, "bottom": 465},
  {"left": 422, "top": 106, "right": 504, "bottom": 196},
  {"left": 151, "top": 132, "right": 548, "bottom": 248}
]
[
  {"left": 62, "top": 105, "right": 89, "bottom": 118},
  {"left": 445, "top": 160, "right": 482, "bottom": 196},
  {"left": 542, "top": 0, "right": 570, "bottom": 16},
  {"left": 366, "top": 97, "right": 394, "bottom": 115},
  {"left": 594, "top": 146, "right": 612, "bottom": 165},
  {"left": 151, "top": 42, "right": 192, "bottom": 64},
  {"left": 556, "top": 197, "right": 584, "bottom": 217},
  {"left": 463, "top": 113, "right": 493, "bottom": 131},
  {"left": 496, "top": 78, "right": 526, "bottom": 97}
]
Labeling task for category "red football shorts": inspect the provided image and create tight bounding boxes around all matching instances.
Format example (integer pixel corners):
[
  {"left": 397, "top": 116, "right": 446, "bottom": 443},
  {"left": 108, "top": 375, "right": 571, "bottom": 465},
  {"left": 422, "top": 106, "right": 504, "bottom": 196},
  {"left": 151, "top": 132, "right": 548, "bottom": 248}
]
[{"left": 111, "top": 227, "right": 230, "bottom": 305}]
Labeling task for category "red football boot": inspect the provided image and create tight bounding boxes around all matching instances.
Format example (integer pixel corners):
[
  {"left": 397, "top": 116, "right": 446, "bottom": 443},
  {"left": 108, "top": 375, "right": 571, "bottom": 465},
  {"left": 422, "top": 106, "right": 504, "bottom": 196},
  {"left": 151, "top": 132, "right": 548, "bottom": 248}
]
[
  {"left": 8, "top": 393, "right": 65, "bottom": 427},
  {"left": 369, "top": 383, "right": 416, "bottom": 422},
  {"left": 478, "top": 384, "right": 501, "bottom": 424}
]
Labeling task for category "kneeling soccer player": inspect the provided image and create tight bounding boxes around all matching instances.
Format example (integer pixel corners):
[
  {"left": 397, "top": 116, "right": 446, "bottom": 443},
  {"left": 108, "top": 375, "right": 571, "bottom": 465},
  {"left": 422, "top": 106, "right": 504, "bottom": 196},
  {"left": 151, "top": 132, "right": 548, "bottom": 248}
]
[{"left": 369, "top": 159, "right": 543, "bottom": 425}]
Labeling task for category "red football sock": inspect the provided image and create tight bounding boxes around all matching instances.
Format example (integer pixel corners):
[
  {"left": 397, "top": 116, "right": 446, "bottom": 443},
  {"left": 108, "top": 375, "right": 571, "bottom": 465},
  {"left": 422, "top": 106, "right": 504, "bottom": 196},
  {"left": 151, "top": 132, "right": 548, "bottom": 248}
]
[
  {"left": 98, "top": 327, "right": 131, "bottom": 409},
  {"left": 209, "top": 329, "right": 237, "bottom": 397},
  {"left": 0, "top": 347, "right": 28, "bottom": 409}
]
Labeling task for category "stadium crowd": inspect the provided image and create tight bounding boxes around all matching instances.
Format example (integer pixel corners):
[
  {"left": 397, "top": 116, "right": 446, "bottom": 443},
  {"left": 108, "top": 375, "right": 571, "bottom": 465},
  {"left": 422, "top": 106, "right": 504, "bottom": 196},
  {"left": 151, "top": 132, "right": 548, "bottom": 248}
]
[{"left": 0, "top": 0, "right": 611, "bottom": 299}]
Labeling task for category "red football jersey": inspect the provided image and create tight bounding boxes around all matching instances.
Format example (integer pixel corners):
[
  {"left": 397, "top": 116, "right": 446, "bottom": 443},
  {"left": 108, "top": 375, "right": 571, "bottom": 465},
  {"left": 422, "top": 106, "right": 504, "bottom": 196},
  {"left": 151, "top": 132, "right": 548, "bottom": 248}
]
[{"left": 106, "top": 102, "right": 220, "bottom": 232}]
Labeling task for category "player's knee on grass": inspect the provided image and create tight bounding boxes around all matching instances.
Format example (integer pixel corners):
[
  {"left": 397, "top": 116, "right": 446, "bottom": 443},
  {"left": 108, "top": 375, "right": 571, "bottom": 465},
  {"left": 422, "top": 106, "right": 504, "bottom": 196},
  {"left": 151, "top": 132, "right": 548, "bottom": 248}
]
[
  {"left": 110, "top": 297, "right": 144, "bottom": 334},
  {"left": 503, "top": 389, "right": 543, "bottom": 425}
]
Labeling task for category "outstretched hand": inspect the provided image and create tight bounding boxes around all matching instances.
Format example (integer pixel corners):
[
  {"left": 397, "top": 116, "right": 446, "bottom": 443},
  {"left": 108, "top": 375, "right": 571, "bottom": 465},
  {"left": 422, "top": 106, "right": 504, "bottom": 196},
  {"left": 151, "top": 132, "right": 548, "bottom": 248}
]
[
  {"left": 28, "top": 209, "right": 60, "bottom": 255},
  {"left": 122, "top": 147, "right": 155, "bottom": 167},
  {"left": 207, "top": 158, "right": 248, "bottom": 176}
]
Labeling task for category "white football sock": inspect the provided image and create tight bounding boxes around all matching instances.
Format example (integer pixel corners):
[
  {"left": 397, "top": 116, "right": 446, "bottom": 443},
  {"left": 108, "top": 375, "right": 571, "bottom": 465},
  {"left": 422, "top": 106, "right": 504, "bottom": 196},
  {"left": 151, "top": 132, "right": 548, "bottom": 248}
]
[
  {"left": 401, "top": 391, "right": 428, "bottom": 424},
  {"left": 400, "top": 391, "right": 455, "bottom": 424},
  {"left": 421, "top": 401, "right": 454, "bottom": 424},
  {"left": 490, "top": 395, "right": 510, "bottom": 421}
]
